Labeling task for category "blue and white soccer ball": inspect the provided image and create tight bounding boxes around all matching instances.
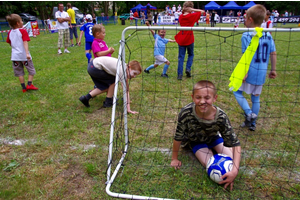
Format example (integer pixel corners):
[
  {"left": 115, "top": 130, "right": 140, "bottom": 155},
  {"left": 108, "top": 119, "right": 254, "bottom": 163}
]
[{"left": 206, "top": 153, "right": 233, "bottom": 183}]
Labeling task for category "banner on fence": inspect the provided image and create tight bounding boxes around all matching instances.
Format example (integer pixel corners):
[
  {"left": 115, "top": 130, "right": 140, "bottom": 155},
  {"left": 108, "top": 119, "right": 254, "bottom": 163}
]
[{"left": 23, "top": 21, "right": 40, "bottom": 37}]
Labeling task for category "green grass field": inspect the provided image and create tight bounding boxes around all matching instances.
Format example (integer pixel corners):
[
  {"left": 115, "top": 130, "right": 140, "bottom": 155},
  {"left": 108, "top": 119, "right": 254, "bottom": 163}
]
[{"left": 1, "top": 21, "right": 300, "bottom": 199}]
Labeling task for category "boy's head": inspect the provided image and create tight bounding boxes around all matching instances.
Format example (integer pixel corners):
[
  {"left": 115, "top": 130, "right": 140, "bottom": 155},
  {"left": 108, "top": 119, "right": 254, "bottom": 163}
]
[
  {"left": 244, "top": 4, "right": 266, "bottom": 27},
  {"left": 158, "top": 30, "right": 166, "bottom": 38},
  {"left": 265, "top": 10, "right": 271, "bottom": 21},
  {"left": 192, "top": 80, "right": 217, "bottom": 114},
  {"left": 92, "top": 24, "right": 105, "bottom": 39},
  {"left": 183, "top": 1, "right": 194, "bottom": 9},
  {"left": 86, "top": 14, "right": 93, "bottom": 22},
  {"left": 127, "top": 60, "right": 142, "bottom": 79},
  {"left": 67, "top": 3, "right": 71, "bottom": 9},
  {"left": 6, "top": 14, "right": 22, "bottom": 29}
]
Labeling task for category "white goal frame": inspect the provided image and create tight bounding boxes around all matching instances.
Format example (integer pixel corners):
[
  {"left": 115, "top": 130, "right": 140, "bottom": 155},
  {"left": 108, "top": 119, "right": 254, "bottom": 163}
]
[{"left": 105, "top": 26, "right": 300, "bottom": 200}]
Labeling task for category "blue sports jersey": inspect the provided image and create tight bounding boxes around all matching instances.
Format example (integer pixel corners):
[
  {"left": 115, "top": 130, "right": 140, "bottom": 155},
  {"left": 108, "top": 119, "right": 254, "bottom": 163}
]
[
  {"left": 80, "top": 22, "right": 94, "bottom": 42},
  {"left": 153, "top": 34, "right": 169, "bottom": 56},
  {"left": 242, "top": 31, "right": 276, "bottom": 85}
]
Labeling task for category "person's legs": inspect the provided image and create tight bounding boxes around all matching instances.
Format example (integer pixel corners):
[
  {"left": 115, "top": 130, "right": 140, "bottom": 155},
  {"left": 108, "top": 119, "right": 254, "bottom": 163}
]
[
  {"left": 73, "top": 26, "right": 78, "bottom": 44},
  {"left": 64, "top": 29, "right": 70, "bottom": 50},
  {"left": 251, "top": 94, "right": 260, "bottom": 125},
  {"left": 57, "top": 29, "right": 64, "bottom": 52},
  {"left": 194, "top": 147, "right": 214, "bottom": 167},
  {"left": 186, "top": 43, "right": 194, "bottom": 75},
  {"left": 233, "top": 90, "right": 251, "bottom": 115},
  {"left": 177, "top": 45, "right": 186, "bottom": 78},
  {"left": 213, "top": 143, "right": 233, "bottom": 158},
  {"left": 69, "top": 27, "right": 74, "bottom": 46}
]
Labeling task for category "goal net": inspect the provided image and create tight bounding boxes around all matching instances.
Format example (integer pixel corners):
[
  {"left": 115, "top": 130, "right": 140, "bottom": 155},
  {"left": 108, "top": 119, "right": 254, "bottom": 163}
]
[{"left": 106, "top": 26, "right": 300, "bottom": 199}]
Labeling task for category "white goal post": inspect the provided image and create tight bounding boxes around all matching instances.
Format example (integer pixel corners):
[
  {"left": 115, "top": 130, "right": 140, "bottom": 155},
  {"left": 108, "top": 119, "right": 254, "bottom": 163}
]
[{"left": 105, "top": 26, "right": 300, "bottom": 200}]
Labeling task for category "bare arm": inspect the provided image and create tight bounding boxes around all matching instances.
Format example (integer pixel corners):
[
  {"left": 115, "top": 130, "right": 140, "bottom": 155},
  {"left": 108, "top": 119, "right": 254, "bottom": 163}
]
[
  {"left": 78, "top": 31, "right": 84, "bottom": 46},
  {"left": 269, "top": 51, "right": 277, "bottom": 79},
  {"left": 95, "top": 48, "right": 115, "bottom": 57},
  {"left": 23, "top": 41, "right": 31, "bottom": 60},
  {"left": 183, "top": 7, "right": 205, "bottom": 14},
  {"left": 145, "top": 21, "right": 155, "bottom": 36},
  {"left": 57, "top": 17, "right": 71, "bottom": 23},
  {"left": 219, "top": 145, "right": 241, "bottom": 191},
  {"left": 125, "top": 78, "right": 138, "bottom": 114},
  {"left": 168, "top": 39, "right": 176, "bottom": 43},
  {"left": 170, "top": 140, "right": 182, "bottom": 170}
]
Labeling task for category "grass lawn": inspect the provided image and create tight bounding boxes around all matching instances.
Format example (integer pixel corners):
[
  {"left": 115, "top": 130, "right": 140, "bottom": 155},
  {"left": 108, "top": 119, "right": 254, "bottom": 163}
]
[{"left": 0, "top": 20, "right": 300, "bottom": 199}]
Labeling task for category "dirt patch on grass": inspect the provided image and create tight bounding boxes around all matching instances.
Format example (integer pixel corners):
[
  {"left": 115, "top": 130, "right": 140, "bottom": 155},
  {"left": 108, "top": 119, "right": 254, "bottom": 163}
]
[{"left": 44, "top": 163, "right": 96, "bottom": 199}]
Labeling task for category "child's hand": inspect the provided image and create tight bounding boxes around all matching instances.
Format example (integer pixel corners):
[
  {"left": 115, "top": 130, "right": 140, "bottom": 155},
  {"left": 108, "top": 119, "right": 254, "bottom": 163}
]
[
  {"left": 219, "top": 170, "right": 238, "bottom": 191},
  {"left": 145, "top": 21, "right": 150, "bottom": 26},
  {"left": 269, "top": 70, "right": 277, "bottom": 79},
  {"left": 26, "top": 54, "right": 31, "bottom": 60},
  {"left": 78, "top": 41, "right": 81, "bottom": 46},
  {"left": 109, "top": 47, "right": 115, "bottom": 54},
  {"left": 243, "top": 73, "right": 248, "bottom": 82},
  {"left": 170, "top": 159, "right": 182, "bottom": 170}
]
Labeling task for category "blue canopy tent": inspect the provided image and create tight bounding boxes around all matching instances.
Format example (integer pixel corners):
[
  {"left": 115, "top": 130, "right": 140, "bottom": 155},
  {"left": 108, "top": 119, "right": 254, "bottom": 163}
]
[
  {"left": 242, "top": 1, "right": 256, "bottom": 10},
  {"left": 204, "top": 1, "right": 222, "bottom": 10},
  {"left": 141, "top": 3, "right": 157, "bottom": 10},
  {"left": 130, "top": 4, "right": 144, "bottom": 12},
  {"left": 221, "top": 1, "right": 242, "bottom": 16}
]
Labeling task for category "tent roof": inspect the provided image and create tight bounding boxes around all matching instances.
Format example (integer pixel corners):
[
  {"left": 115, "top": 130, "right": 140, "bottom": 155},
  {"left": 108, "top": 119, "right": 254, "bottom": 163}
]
[
  {"left": 242, "top": 1, "right": 256, "bottom": 9},
  {"left": 141, "top": 3, "right": 157, "bottom": 10},
  {"left": 221, "top": 1, "right": 242, "bottom": 10},
  {"left": 205, "top": 1, "right": 222, "bottom": 10},
  {"left": 131, "top": 3, "right": 144, "bottom": 11}
]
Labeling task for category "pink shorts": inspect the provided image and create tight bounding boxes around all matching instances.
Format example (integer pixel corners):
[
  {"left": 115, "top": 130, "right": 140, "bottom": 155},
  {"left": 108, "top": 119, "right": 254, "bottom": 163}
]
[{"left": 12, "top": 60, "right": 36, "bottom": 77}]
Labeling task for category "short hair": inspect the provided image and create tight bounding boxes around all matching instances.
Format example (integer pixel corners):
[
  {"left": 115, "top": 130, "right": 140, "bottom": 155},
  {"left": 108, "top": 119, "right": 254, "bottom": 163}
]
[
  {"left": 128, "top": 60, "right": 142, "bottom": 72},
  {"left": 266, "top": 10, "right": 271, "bottom": 16},
  {"left": 193, "top": 80, "right": 217, "bottom": 95},
  {"left": 183, "top": 1, "right": 194, "bottom": 8},
  {"left": 67, "top": 3, "right": 71, "bottom": 8},
  {"left": 246, "top": 4, "right": 266, "bottom": 25},
  {"left": 92, "top": 24, "right": 105, "bottom": 37},
  {"left": 6, "top": 14, "right": 22, "bottom": 28}
]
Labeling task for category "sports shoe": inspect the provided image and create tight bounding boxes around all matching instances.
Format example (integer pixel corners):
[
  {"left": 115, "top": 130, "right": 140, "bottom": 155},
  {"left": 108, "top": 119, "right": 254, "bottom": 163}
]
[
  {"left": 241, "top": 113, "right": 257, "bottom": 128},
  {"left": 70, "top": 44, "right": 74, "bottom": 47},
  {"left": 64, "top": 49, "right": 70, "bottom": 53},
  {"left": 58, "top": 49, "right": 62, "bottom": 55},
  {"left": 161, "top": 73, "right": 168, "bottom": 78},
  {"left": 103, "top": 100, "right": 113, "bottom": 108},
  {"left": 177, "top": 75, "right": 183, "bottom": 80},
  {"left": 26, "top": 84, "right": 38, "bottom": 90},
  {"left": 249, "top": 124, "right": 256, "bottom": 131},
  {"left": 75, "top": 43, "right": 79, "bottom": 46},
  {"left": 186, "top": 70, "right": 191, "bottom": 78},
  {"left": 79, "top": 96, "right": 90, "bottom": 107},
  {"left": 22, "top": 89, "right": 27, "bottom": 93},
  {"left": 144, "top": 69, "right": 150, "bottom": 74}
]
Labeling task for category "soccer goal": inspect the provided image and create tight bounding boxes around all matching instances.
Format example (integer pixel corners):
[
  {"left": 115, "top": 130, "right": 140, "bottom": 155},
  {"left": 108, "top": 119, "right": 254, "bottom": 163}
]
[{"left": 106, "top": 26, "right": 300, "bottom": 200}]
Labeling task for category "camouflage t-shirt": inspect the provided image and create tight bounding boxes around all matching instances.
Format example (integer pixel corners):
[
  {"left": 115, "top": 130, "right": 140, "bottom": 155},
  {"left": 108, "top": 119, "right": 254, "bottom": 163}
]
[{"left": 175, "top": 103, "right": 240, "bottom": 148}]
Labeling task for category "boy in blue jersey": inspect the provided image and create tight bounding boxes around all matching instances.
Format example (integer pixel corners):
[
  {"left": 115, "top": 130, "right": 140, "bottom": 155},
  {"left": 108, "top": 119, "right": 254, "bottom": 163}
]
[
  {"left": 78, "top": 14, "right": 94, "bottom": 63},
  {"left": 144, "top": 21, "right": 176, "bottom": 78},
  {"left": 233, "top": 4, "right": 277, "bottom": 131}
]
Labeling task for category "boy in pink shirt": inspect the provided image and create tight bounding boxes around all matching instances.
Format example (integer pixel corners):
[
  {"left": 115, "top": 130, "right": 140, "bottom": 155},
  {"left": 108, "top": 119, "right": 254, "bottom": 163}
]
[
  {"left": 6, "top": 14, "right": 38, "bottom": 93},
  {"left": 91, "top": 24, "right": 114, "bottom": 59}
]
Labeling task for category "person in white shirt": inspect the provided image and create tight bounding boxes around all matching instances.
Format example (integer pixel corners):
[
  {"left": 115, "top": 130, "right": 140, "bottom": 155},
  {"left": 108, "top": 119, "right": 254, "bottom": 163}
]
[
  {"left": 177, "top": 4, "right": 182, "bottom": 12},
  {"left": 55, "top": 3, "right": 71, "bottom": 54}
]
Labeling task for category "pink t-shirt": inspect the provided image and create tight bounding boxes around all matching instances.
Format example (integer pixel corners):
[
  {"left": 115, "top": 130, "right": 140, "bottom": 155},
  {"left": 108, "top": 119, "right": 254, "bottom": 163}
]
[{"left": 91, "top": 38, "right": 111, "bottom": 58}]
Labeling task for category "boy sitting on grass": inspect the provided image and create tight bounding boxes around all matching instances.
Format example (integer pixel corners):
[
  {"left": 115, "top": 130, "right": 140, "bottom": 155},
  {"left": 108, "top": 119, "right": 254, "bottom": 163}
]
[
  {"left": 79, "top": 56, "right": 142, "bottom": 114},
  {"left": 171, "top": 80, "right": 241, "bottom": 191},
  {"left": 144, "top": 21, "right": 176, "bottom": 78}
]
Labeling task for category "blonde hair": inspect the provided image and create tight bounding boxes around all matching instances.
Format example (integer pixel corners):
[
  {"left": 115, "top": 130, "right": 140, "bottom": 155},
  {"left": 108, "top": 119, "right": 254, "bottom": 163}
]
[
  {"left": 6, "top": 14, "right": 22, "bottom": 28},
  {"left": 92, "top": 24, "right": 105, "bottom": 37},
  {"left": 183, "top": 1, "right": 194, "bottom": 8},
  {"left": 246, "top": 4, "right": 266, "bottom": 26},
  {"left": 193, "top": 80, "right": 217, "bottom": 95},
  {"left": 128, "top": 60, "right": 142, "bottom": 72}
]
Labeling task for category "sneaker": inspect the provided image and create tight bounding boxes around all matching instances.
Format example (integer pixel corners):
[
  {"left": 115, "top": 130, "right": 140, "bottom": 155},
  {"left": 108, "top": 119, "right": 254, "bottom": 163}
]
[
  {"left": 79, "top": 96, "right": 90, "bottom": 107},
  {"left": 64, "top": 49, "right": 70, "bottom": 53},
  {"left": 186, "top": 71, "right": 191, "bottom": 78},
  {"left": 22, "top": 89, "right": 27, "bottom": 93},
  {"left": 177, "top": 75, "right": 183, "bottom": 80},
  {"left": 75, "top": 43, "right": 79, "bottom": 46},
  {"left": 58, "top": 49, "right": 62, "bottom": 55},
  {"left": 161, "top": 73, "right": 168, "bottom": 78},
  {"left": 241, "top": 113, "right": 257, "bottom": 128},
  {"left": 26, "top": 84, "right": 38, "bottom": 90},
  {"left": 70, "top": 44, "right": 74, "bottom": 47},
  {"left": 249, "top": 124, "right": 256, "bottom": 131},
  {"left": 144, "top": 69, "right": 150, "bottom": 74},
  {"left": 103, "top": 100, "right": 113, "bottom": 108}
]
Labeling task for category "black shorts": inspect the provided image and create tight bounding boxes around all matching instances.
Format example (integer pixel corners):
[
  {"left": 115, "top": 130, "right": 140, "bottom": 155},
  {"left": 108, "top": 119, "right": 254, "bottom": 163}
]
[{"left": 87, "top": 60, "right": 115, "bottom": 91}]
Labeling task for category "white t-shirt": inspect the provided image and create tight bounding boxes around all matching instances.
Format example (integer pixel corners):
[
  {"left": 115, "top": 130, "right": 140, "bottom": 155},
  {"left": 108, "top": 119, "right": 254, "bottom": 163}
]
[
  {"left": 7, "top": 28, "right": 31, "bottom": 61},
  {"left": 93, "top": 56, "right": 124, "bottom": 79},
  {"left": 55, "top": 11, "right": 69, "bottom": 29}
]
